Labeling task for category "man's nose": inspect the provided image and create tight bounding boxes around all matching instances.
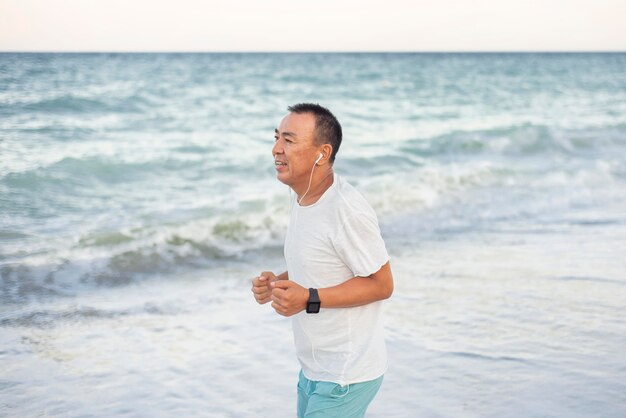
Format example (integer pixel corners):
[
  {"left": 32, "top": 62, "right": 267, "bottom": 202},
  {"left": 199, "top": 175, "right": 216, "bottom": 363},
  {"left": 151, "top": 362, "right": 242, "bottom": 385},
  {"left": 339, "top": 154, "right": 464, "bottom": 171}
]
[{"left": 272, "top": 138, "right": 283, "bottom": 155}]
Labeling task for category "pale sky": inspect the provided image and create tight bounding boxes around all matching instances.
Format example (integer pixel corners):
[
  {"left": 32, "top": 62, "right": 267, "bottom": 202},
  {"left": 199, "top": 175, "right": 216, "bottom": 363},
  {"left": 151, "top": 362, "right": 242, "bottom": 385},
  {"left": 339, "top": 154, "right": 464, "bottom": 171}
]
[{"left": 1, "top": 0, "right": 625, "bottom": 52}]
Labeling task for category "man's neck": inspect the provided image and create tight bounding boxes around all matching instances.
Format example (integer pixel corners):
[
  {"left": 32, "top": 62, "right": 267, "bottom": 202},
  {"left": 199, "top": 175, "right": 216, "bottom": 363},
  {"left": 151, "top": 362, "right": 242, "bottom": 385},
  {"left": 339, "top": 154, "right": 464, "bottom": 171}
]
[{"left": 296, "top": 168, "right": 334, "bottom": 206}]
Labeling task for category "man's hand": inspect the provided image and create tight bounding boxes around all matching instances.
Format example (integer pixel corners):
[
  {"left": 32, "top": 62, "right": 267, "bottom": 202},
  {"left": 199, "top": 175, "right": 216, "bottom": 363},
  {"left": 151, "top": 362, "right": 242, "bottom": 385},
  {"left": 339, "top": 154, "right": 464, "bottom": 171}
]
[
  {"left": 270, "top": 280, "right": 308, "bottom": 317},
  {"left": 251, "top": 271, "right": 278, "bottom": 304}
]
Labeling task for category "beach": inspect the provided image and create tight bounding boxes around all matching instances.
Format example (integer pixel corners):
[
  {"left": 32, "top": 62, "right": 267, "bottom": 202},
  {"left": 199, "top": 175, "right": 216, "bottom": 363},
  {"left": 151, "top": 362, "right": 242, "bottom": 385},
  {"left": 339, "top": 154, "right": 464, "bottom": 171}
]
[{"left": 1, "top": 52, "right": 626, "bottom": 417}]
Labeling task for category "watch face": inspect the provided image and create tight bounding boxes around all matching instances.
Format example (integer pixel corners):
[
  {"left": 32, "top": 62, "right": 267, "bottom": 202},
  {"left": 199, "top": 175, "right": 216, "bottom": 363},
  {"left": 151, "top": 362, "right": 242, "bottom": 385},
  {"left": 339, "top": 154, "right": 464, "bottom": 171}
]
[{"left": 307, "top": 302, "right": 320, "bottom": 313}]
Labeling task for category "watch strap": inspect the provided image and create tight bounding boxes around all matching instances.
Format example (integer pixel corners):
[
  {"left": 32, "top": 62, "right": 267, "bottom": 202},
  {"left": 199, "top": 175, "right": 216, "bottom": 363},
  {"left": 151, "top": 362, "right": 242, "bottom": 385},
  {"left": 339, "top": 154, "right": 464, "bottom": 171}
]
[{"left": 306, "top": 288, "right": 320, "bottom": 313}]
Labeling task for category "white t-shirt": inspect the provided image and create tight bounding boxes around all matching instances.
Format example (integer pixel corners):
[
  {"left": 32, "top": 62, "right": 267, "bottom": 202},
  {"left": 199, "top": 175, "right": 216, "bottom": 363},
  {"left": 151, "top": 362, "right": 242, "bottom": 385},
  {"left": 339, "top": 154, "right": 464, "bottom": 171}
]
[{"left": 284, "top": 173, "right": 390, "bottom": 386}]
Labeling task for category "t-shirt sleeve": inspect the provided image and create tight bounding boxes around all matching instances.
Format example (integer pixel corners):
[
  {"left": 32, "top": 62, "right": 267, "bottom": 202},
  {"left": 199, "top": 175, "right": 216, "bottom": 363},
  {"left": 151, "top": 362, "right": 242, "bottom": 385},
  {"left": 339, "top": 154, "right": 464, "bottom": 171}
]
[{"left": 331, "top": 212, "right": 390, "bottom": 277}]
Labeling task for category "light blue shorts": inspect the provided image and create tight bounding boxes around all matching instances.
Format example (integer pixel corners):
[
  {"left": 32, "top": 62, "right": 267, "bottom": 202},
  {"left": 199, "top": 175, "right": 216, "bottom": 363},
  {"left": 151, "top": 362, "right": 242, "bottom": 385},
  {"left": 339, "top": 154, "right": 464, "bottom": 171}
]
[{"left": 297, "top": 370, "right": 384, "bottom": 418}]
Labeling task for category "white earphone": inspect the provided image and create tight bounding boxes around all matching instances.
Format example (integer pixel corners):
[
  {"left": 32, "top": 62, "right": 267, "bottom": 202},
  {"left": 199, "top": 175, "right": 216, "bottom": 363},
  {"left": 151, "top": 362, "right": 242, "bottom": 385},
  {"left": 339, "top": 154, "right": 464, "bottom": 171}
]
[{"left": 298, "top": 153, "right": 324, "bottom": 205}]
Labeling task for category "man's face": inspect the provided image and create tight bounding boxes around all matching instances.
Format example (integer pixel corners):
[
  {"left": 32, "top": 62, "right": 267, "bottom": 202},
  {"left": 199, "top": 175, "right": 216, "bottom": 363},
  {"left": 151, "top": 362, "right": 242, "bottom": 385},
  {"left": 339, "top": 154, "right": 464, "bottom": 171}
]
[{"left": 273, "top": 112, "right": 318, "bottom": 188}]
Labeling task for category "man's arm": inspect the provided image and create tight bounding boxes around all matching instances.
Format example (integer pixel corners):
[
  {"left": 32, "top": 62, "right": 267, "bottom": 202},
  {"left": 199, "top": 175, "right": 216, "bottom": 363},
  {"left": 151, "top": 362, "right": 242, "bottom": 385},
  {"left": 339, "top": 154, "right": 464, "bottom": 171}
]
[
  {"left": 270, "top": 261, "right": 393, "bottom": 316},
  {"left": 319, "top": 261, "right": 393, "bottom": 308}
]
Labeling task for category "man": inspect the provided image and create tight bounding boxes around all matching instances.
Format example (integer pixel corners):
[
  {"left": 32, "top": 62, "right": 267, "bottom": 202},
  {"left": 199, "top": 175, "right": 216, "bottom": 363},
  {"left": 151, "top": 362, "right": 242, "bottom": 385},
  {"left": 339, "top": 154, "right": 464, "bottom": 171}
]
[{"left": 251, "top": 103, "right": 393, "bottom": 418}]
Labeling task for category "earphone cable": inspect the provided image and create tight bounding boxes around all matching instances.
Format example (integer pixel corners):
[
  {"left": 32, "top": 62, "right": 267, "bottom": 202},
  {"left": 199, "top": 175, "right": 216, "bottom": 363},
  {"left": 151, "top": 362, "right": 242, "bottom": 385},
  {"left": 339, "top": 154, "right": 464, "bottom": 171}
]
[{"left": 297, "top": 160, "right": 317, "bottom": 206}]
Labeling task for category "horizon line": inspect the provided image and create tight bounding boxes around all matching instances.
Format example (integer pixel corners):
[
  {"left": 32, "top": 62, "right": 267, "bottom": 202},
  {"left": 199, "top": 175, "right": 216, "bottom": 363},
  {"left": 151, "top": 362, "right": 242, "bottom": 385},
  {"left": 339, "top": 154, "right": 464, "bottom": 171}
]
[{"left": 1, "top": 50, "right": 625, "bottom": 54}]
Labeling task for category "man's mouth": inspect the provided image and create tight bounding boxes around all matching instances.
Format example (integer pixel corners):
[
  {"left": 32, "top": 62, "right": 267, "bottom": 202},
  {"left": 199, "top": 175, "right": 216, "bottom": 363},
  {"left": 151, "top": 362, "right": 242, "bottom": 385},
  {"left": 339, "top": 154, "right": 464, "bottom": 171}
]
[{"left": 275, "top": 160, "right": 287, "bottom": 167}]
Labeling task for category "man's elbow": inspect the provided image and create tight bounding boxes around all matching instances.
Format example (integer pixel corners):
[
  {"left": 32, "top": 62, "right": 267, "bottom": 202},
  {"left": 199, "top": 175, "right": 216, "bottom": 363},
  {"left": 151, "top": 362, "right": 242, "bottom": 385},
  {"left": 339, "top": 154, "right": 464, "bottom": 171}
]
[
  {"left": 376, "top": 275, "right": 393, "bottom": 300},
  {"left": 372, "top": 262, "right": 394, "bottom": 300},
  {"left": 381, "top": 280, "right": 394, "bottom": 300}
]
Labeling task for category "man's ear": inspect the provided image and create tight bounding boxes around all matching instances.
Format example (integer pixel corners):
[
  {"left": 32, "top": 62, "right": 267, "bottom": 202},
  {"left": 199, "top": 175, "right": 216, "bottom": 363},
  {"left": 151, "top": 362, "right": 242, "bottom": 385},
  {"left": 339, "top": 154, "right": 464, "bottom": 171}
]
[{"left": 320, "top": 144, "right": 333, "bottom": 163}]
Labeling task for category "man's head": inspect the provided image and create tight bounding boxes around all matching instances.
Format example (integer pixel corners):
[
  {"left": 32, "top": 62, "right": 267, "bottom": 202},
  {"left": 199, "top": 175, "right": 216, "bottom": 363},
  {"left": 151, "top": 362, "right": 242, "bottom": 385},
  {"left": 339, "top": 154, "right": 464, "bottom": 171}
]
[
  {"left": 273, "top": 103, "right": 342, "bottom": 189},
  {"left": 286, "top": 103, "right": 342, "bottom": 164}
]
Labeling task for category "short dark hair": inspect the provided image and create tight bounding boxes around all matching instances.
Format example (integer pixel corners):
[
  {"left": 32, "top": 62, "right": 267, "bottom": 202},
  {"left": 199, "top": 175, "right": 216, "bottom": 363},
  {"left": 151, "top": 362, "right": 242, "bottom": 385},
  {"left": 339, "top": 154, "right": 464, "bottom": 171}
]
[{"left": 287, "top": 103, "right": 342, "bottom": 163}]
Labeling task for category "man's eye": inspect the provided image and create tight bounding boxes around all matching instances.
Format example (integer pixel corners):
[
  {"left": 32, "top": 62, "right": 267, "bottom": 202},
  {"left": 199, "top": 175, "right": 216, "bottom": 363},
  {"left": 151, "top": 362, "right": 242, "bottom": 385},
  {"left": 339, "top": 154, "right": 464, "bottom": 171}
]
[{"left": 274, "top": 136, "right": 279, "bottom": 141}]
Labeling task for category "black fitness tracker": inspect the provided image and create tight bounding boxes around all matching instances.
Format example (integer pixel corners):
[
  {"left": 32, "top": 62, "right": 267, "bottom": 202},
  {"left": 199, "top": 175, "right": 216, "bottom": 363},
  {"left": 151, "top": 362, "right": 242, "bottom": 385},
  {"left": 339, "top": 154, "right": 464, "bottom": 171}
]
[{"left": 306, "top": 288, "right": 321, "bottom": 314}]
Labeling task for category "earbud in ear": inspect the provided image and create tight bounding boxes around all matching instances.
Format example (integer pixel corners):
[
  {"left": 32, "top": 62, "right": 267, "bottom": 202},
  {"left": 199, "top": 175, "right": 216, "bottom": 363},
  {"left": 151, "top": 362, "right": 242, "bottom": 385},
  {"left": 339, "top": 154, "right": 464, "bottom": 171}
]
[{"left": 315, "top": 153, "right": 323, "bottom": 163}]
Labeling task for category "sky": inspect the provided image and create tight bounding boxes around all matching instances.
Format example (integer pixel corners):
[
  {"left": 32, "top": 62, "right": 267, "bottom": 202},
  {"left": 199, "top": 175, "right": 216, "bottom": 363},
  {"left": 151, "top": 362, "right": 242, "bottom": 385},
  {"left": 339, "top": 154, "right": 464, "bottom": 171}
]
[{"left": 1, "top": 0, "right": 625, "bottom": 52}]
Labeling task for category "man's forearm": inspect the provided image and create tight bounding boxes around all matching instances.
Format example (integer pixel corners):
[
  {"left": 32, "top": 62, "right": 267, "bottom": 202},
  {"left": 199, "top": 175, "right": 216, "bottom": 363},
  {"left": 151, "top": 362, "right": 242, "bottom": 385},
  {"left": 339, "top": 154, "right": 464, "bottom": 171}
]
[{"left": 317, "top": 262, "right": 393, "bottom": 309}]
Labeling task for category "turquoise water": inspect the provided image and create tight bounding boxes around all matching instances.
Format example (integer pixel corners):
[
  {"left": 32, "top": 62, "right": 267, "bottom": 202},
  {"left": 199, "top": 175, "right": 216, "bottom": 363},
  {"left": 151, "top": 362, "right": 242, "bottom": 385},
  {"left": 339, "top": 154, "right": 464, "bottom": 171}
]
[{"left": 1, "top": 53, "right": 626, "bottom": 417}]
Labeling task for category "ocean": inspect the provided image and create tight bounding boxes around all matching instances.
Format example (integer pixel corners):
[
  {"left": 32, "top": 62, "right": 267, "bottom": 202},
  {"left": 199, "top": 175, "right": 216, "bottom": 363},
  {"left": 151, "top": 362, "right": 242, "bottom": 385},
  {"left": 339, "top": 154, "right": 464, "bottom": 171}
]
[{"left": 1, "top": 52, "right": 625, "bottom": 417}]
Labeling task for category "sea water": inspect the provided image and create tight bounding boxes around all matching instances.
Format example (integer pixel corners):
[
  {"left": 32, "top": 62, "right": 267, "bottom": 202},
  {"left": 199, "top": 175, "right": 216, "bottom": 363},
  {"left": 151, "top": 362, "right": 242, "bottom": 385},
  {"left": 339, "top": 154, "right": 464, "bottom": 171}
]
[{"left": 1, "top": 53, "right": 625, "bottom": 417}]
